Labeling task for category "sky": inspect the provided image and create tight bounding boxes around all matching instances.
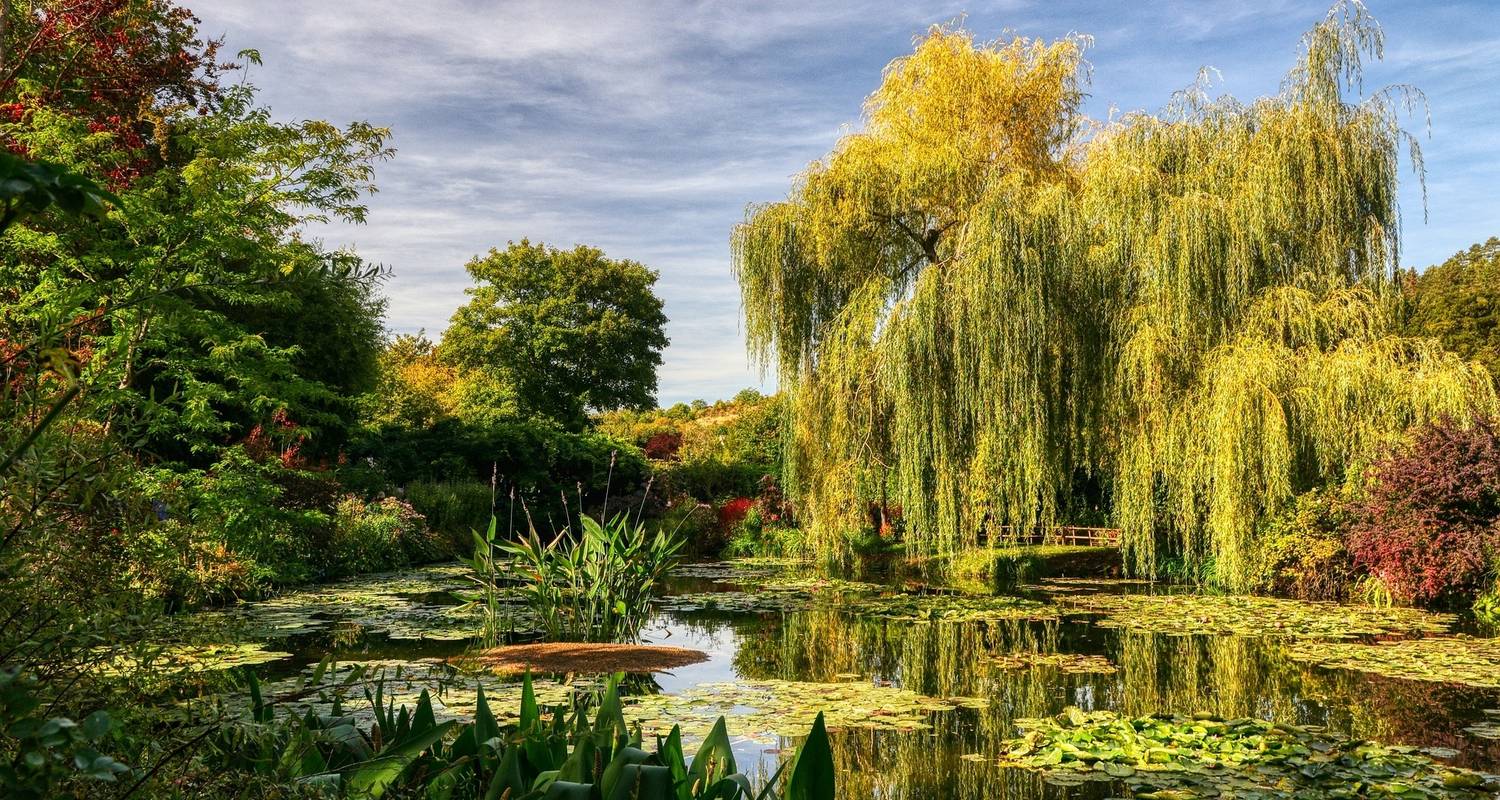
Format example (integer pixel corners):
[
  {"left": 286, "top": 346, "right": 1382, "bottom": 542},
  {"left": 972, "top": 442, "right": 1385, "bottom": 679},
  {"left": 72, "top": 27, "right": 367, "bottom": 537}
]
[{"left": 196, "top": 1, "right": 1500, "bottom": 406}]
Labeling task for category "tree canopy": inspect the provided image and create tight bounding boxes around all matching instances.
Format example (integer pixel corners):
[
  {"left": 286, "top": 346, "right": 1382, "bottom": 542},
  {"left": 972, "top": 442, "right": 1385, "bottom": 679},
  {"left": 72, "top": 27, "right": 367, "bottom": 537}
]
[
  {"left": 732, "top": 4, "right": 1497, "bottom": 586},
  {"left": 444, "top": 240, "right": 669, "bottom": 431},
  {"left": 1400, "top": 237, "right": 1500, "bottom": 384}
]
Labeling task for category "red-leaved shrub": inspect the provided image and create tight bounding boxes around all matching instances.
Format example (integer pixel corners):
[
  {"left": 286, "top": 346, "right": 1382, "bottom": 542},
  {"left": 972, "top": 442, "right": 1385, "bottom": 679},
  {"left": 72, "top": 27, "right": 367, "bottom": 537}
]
[
  {"left": 717, "top": 497, "right": 754, "bottom": 529},
  {"left": 643, "top": 430, "right": 683, "bottom": 461},
  {"left": 1347, "top": 417, "right": 1500, "bottom": 605}
]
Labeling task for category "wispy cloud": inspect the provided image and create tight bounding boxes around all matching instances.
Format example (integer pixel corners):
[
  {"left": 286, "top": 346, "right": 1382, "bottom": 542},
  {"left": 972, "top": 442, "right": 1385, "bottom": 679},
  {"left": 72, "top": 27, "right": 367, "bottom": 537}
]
[{"left": 198, "top": 0, "right": 1500, "bottom": 403}]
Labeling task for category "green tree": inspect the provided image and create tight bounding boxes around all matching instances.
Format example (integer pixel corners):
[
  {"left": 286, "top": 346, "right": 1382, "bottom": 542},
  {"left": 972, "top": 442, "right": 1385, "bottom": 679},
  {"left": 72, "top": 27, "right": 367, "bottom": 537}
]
[
  {"left": 732, "top": 6, "right": 1496, "bottom": 584},
  {"left": 1399, "top": 237, "right": 1500, "bottom": 383},
  {"left": 443, "top": 240, "right": 669, "bottom": 430},
  {"left": 1, "top": 82, "right": 392, "bottom": 461}
]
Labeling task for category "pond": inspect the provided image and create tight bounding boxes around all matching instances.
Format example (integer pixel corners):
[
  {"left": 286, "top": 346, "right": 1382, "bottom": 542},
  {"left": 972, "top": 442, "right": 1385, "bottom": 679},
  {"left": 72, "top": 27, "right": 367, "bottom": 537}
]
[{"left": 168, "top": 559, "right": 1500, "bottom": 798}]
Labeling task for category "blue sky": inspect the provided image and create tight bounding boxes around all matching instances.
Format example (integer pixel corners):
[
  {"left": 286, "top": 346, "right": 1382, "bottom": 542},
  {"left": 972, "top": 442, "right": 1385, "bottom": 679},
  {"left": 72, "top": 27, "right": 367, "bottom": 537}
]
[{"left": 198, "top": 1, "right": 1500, "bottom": 405}]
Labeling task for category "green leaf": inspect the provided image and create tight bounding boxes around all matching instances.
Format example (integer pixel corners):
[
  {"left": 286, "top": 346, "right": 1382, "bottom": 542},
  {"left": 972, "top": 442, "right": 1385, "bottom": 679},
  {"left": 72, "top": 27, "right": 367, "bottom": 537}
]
[
  {"left": 343, "top": 720, "right": 458, "bottom": 798},
  {"left": 784, "top": 712, "right": 834, "bottom": 800}
]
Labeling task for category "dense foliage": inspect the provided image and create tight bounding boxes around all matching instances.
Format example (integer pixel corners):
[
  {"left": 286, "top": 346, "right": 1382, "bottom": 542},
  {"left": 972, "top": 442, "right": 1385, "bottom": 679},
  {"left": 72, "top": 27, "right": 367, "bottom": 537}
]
[
  {"left": 733, "top": 5, "right": 1497, "bottom": 586},
  {"left": 445, "top": 240, "right": 669, "bottom": 431},
  {"left": 1249, "top": 487, "right": 1354, "bottom": 601},
  {"left": 1400, "top": 237, "right": 1500, "bottom": 383},
  {"left": 1348, "top": 418, "right": 1500, "bottom": 605},
  {"left": 597, "top": 390, "right": 794, "bottom": 555},
  {"left": 217, "top": 671, "right": 834, "bottom": 800}
]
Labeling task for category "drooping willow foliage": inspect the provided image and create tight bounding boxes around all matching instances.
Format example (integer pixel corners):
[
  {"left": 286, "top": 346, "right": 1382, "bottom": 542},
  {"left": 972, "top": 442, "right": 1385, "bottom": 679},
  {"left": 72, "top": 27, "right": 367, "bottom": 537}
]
[{"left": 731, "top": 2, "right": 1498, "bottom": 587}]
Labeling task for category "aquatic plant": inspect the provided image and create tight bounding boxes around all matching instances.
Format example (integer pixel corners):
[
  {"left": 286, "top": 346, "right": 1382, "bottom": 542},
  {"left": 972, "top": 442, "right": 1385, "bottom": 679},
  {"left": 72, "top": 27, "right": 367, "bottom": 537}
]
[
  {"left": 93, "top": 643, "right": 293, "bottom": 676},
  {"left": 486, "top": 513, "right": 684, "bottom": 643},
  {"left": 214, "top": 671, "right": 836, "bottom": 799},
  {"left": 1467, "top": 711, "right": 1500, "bottom": 741},
  {"left": 731, "top": 2, "right": 1497, "bottom": 587},
  {"left": 845, "top": 593, "right": 1057, "bottom": 624},
  {"left": 1062, "top": 592, "right": 1453, "bottom": 638},
  {"left": 997, "top": 706, "right": 1498, "bottom": 797},
  {"left": 988, "top": 652, "right": 1117, "bottom": 675},
  {"left": 624, "top": 678, "right": 987, "bottom": 743},
  {"left": 193, "top": 564, "right": 528, "bottom": 643},
  {"left": 1285, "top": 636, "right": 1500, "bottom": 689}
]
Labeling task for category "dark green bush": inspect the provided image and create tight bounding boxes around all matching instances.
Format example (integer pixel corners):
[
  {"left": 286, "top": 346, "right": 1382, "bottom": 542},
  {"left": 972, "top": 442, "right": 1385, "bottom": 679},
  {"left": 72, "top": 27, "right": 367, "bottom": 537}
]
[
  {"left": 354, "top": 418, "right": 646, "bottom": 515},
  {"left": 407, "top": 479, "right": 495, "bottom": 545},
  {"left": 1251, "top": 487, "right": 1355, "bottom": 601}
]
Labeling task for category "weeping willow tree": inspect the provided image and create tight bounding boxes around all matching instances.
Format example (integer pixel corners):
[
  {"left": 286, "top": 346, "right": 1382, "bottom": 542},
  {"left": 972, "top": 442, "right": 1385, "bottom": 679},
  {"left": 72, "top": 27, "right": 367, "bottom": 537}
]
[{"left": 732, "top": 2, "right": 1497, "bottom": 587}]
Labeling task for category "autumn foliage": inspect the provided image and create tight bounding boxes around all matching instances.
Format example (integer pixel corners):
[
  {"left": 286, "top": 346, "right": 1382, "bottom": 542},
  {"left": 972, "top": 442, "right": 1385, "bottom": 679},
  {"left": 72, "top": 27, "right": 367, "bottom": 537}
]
[
  {"left": 0, "top": 1, "right": 227, "bottom": 182},
  {"left": 1347, "top": 418, "right": 1500, "bottom": 605}
]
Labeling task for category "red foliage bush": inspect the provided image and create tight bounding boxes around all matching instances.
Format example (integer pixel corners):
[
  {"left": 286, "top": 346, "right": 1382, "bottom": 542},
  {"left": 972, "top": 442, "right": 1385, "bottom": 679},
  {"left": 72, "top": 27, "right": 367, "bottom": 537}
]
[
  {"left": 643, "top": 430, "right": 682, "bottom": 461},
  {"left": 717, "top": 496, "right": 754, "bottom": 528},
  {"left": 1347, "top": 417, "right": 1500, "bottom": 605}
]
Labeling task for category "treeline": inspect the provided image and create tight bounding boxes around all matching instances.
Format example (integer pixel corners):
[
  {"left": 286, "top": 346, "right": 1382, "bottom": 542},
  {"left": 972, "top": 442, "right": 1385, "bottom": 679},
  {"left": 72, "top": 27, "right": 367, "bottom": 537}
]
[{"left": 0, "top": 0, "right": 705, "bottom": 616}]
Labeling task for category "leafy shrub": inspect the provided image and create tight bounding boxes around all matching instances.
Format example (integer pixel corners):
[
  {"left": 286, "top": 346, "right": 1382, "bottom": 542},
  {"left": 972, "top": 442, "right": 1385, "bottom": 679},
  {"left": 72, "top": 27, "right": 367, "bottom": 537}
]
[
  {"left": 1347, "top": 418, "right": 1500, "bottom": 606},
  {"left": 122, "top": 521, "right": 258, "bottom": 608},
  {"left": 0, "top": 670, "right": 128, "bottom": 800},
  {"left": 324, "top": 496, "right": 440, "bottom": 578},
  {"left": 355, "top": 417, "right": 646, "bottom": 512},
  {"left": 718, "top": 496, "right": 755, "bottom": 529},
  {"left": 1475, "top": 578, "right": 1500, "bottom": 630},
  {"left": 134, "top": 447, "right": 331, "bottom": 587},
  {"left": 1250, "top": 487, "right": 1354, "bottom": 600},
  {"left": 406, "top": 479, "right": 494, "bottom": 547},
  {"left": 643, "top": 430, "right": 682, "bottom": 460},
  {"left": 723, "top": 520, "right": 807, "bottom": 559}
]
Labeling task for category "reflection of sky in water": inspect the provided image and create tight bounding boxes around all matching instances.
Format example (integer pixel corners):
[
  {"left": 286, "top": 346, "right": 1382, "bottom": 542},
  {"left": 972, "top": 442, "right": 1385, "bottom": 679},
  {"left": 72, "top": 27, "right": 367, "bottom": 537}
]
[
  {"left": 193, "top": 564, "right": 1500, "bottom": 794},
  {"left": 639, "top": 614, "right": 792, "bottom": 771}
]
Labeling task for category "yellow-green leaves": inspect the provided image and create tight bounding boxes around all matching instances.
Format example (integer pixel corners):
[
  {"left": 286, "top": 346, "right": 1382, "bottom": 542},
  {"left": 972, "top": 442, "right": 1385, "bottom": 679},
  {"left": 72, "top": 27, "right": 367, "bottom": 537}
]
[{"left": 732, "top": 6, "right": 1498, "bottom": 583}]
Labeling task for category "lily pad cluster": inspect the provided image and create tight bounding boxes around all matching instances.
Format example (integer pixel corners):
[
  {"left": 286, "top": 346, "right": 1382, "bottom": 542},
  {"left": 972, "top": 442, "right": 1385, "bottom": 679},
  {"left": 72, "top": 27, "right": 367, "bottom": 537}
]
[
  {"left": 1285, "top": 636, "right": 1500, "bottom": 689},
  {"left": 191, "top": 564, "right": 536, "bottom": 642},
  {"left": 999, "top": 706, "right": 1499, "bottom": 798},
  {"left": 1061, "top": 593, "right": 1454, "bottom": 638},
  {"left": 657, "top": 575, "right": 880, "bottom": 614},
  {"left": 655, "top": 590, "right": 819, "bottom": 614},
  {"left": 621, "top": 678, "right": 987, "bottom": 743},
  {"left": 669, "top": 559, "right": 800, "bottom": 581},
  {"left": 1466, "top": 711, "right": 1500, "bottom": 740},
  {"left": 94, "top": 642, "right": 293, "bottom": 676},
  {"left": 846, "top": 593, "right": 1057, "bottom": 624},
  {"left": 989, "top": 652, "right": 1118, "bottom": 674}
]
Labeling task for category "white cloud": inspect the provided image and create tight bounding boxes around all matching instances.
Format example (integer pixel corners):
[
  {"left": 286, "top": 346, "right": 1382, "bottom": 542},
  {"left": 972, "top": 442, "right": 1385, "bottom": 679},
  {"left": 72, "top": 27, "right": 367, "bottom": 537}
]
[{"left": 198, "top": 0, "right": 1500, "bottom": 403}]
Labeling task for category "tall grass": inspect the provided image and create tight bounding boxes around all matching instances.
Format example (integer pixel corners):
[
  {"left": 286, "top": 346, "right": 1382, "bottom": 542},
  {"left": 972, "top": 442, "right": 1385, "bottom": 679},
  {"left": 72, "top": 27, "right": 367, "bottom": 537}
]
[{"left": 483, "top": 514, "right": 683, "bottom": 643}]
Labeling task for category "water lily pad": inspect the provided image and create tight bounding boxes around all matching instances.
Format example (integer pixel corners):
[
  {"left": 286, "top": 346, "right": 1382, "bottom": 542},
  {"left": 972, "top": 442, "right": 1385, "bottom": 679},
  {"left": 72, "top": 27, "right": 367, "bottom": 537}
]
[
  {"left": 656, "top": 590, "right": 818, "bottom": 614},
  {"left": 670, "top": 559, "right": 801, "bottom": 581},
  {"left": 998, "top": 706, "right": 1499, "bottom": 798},
  {"left": 846, "top": 593, "right": 1057, "bottom": 624},
  {"left": 622, "top": 678, "right": 979, "bottom": 743},
  {"left": 989, "top": 652, "right": 1118, "bottom": 674},
  {"left": 188, "top": 563, "right": 538, "bottom": 642},
  {"left": 1286, "top": 636, "right": 1500, "bottom": 688},
  {"left": 1060, "top": 593, "right": 1453, "bottom": 638},
  {"left": 94, "top": 642, "right": 292, "bottom": 675}
]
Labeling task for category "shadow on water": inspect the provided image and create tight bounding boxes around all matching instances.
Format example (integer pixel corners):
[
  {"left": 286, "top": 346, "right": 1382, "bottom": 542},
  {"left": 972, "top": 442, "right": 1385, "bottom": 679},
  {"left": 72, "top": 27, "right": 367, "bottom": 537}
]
[{"left": 196, "top": 563, "right": 1500, "bottom": 799}]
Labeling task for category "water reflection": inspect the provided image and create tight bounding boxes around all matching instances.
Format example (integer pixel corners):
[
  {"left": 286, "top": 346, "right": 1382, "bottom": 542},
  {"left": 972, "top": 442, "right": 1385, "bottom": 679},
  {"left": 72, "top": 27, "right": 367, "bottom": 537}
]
[
  {"left": 200, "top": 565, "right": 1500, "bottom": 799},
  {"left": 652, "top": 602, "right": 1500, "bottom": 796}
]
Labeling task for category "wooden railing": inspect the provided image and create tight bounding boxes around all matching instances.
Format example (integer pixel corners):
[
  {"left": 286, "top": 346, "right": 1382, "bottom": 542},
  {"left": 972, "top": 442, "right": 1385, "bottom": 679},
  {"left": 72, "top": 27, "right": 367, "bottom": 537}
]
[{"left": 980, "top": 525, "right": 1122, "bottom": 548}]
